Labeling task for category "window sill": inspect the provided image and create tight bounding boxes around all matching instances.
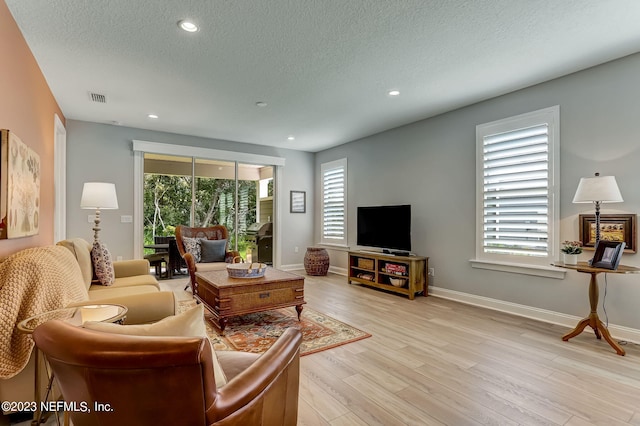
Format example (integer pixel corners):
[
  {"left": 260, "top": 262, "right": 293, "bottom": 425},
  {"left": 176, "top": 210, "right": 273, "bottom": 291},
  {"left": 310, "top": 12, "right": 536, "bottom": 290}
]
[
  {"left": 469, "top": 259, "right": 567, "bottom": 279},
  {"left": 317, "top": 243, "right": 350, "bottom": 251}
]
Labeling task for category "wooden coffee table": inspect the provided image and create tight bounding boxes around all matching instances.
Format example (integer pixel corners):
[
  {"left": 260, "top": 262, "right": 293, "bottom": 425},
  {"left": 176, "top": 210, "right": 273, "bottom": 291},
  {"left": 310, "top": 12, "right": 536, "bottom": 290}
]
[{"left": 195, "top": 267, "right": 305, "bottom": 333}]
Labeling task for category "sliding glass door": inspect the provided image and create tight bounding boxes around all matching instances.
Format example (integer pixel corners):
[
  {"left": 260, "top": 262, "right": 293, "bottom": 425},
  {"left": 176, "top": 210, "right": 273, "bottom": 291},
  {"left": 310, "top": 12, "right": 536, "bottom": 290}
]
[
  {"left": 143, "top": 154, "right": 274, "bottom": 263},
  {"left": 143, "top": 154, "right": 192, "bottom": 249},
  {"left": 238, "top": 164, "right": 273, "bottom": 264}
]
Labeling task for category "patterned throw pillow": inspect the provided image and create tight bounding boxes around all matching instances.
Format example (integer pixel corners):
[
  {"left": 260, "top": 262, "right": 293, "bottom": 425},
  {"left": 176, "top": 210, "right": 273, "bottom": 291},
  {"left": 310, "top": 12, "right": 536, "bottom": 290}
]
[
  {"left": 182, "top": 236, "right": 201, "bottom": 263},
  {"left": 91, "top": 240, "right": 115, "bottom": 286}
]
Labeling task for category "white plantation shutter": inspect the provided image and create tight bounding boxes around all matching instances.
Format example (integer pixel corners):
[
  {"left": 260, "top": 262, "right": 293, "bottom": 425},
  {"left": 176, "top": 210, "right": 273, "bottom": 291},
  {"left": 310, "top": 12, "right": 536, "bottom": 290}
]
[
  {"left": 483, "top": 124, "right": 549, "bottom": 256},
  {"left": 476, "top": 106, "right": 559, "bottom": 266},
  {"left": 321, "top": 159, "right": 347, "bottom": 244}
]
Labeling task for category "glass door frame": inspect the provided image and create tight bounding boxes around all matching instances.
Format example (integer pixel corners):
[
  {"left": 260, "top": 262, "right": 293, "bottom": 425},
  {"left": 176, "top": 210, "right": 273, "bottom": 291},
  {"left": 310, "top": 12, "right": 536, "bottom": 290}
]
[{"left": 132, "top": 140, "right": 285, "bottom": 266}]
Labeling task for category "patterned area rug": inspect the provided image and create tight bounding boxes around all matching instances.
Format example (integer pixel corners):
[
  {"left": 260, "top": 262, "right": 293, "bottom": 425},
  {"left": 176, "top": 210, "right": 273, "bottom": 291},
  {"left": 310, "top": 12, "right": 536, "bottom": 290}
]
[{"left": 178, "top": 300, "right": 371, "bottom": 356}]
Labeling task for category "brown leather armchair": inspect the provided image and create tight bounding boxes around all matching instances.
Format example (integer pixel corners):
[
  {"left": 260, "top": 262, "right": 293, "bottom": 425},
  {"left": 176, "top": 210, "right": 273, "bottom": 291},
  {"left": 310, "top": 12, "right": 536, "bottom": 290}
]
[
  {"left": 33, "top": 322, "right": 301, "bottom": 426},
  {"left": 175, "top": 225, "right": 241, "bottom": 294}
]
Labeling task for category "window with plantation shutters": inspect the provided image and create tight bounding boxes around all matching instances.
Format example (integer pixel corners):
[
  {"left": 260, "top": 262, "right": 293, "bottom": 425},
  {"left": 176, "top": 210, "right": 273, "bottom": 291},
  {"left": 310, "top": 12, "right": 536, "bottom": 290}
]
[
  {"left": 475, "top": 106, "right": 559, "bottom": 270},
  {"left": 321, "top": 158, "right": 347, "bottom": 245}
]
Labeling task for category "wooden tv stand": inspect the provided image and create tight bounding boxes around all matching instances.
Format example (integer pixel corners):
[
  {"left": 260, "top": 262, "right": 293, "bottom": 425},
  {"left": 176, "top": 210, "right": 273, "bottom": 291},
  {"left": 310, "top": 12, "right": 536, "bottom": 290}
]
[{"left": 347, "top": 251, "right": 428, "bottom": 299}]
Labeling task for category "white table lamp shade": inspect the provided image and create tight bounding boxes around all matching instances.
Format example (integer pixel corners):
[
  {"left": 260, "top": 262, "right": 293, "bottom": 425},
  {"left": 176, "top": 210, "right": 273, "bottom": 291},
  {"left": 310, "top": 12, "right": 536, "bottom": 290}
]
[
  {"left": 80, "top": 182, "right": 119, "bottom": 209},
  {"left": 572, "top": 175, "right": 623, "bottom": 203}
]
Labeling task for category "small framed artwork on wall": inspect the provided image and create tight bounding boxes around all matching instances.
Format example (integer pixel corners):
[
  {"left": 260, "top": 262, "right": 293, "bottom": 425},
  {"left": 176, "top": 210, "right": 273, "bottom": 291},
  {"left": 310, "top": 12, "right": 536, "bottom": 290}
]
[
  {"left": 579, "top": 214, "right": 636, "bottom": 253},
  {"left": 290, "top": 191, "right": 306, "bottom": 213}
]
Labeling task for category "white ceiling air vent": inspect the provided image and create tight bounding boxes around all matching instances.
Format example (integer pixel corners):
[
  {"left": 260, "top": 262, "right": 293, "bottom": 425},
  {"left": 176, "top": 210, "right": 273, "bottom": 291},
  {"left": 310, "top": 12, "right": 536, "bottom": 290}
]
[{"left": 89, "top": 92, "right": 106, "bottom": 103}]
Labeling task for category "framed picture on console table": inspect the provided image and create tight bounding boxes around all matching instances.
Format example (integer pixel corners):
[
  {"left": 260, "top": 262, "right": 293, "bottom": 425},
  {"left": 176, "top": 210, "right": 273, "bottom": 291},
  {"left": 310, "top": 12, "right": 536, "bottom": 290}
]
[
  {"left": 579, "top": 214, "right": 636, "bottom": 253},
  {"left": 591, "top": 241, "right": 626, "bottom": 270}
]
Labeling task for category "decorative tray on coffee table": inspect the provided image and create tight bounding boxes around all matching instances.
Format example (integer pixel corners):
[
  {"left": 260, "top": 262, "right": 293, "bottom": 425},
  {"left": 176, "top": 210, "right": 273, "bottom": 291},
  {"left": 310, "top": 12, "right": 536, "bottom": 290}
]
[{"left": 226, "top": 262, "right": 268, "bottom": 278}]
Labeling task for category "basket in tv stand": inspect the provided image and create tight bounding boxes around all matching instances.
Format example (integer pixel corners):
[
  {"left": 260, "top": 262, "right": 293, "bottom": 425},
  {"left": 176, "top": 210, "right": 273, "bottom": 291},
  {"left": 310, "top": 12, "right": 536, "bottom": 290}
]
[{"left": 347, "top": 251, "right": 428, "bottom": 299}]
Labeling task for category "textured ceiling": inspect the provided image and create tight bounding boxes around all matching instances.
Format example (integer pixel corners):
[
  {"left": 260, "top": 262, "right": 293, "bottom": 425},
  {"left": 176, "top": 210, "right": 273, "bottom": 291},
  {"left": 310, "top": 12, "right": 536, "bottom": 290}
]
[{"left": 6, "top": 0, "right": 640, "bottom": 152}]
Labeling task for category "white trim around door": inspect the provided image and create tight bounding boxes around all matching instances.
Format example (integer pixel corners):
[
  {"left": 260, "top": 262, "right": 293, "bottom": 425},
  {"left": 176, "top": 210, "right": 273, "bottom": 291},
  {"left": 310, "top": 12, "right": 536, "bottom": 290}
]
[
  {"left": 53, "top": 114, "right": 66, "bottom": 243},
  {"left": 132, "top": 140, "right": 285, "bottom": 265}
]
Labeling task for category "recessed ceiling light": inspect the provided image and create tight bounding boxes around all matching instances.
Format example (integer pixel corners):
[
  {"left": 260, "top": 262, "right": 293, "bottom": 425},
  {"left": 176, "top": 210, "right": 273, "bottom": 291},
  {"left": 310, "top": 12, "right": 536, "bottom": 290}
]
[
  {"left": 256, "top": 101, "right": 268, "bottom": 107},
  {"left": 388, "top": 90, "right": 400, "bottom": 96},
  {"left": 287, "top": 136, "right": 295, "bottom": 141},
  {"left": 178, "top": 20, "right": 199, "bottom": 32},
  {"left": 148, "top": 114, "right": 159, "bottom": 119}
]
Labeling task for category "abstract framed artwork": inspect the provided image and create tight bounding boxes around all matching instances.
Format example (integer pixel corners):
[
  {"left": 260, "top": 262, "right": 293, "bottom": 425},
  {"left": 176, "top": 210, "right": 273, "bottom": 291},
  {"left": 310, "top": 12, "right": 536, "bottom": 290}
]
[
  {"left": 0, "top": 129, "right": 40, "bottom": 239},
  {"left": 290, "top": 190, "right": 306, "bottom": 213},
  {"left": 579, "top": 214, "right": 636, "bottom": 253}
]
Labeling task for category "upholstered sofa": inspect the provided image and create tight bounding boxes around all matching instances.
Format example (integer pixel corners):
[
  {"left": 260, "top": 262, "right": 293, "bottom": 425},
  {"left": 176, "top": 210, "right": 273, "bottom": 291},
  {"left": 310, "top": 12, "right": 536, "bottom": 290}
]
[
  {"left": 0, "top": 240, "right": 176, "bottom": 407},
  {"left": 56, "top": 238, "right": 175, "bottom": 324}
]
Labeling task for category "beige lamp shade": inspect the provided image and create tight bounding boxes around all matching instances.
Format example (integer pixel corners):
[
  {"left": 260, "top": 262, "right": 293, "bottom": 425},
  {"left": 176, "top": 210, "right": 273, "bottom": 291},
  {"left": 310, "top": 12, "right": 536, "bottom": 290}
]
[
  {"left": 572, "top": 175, "right": 623, "bottom": 204},
  {"left": 80, "top": 182, "right": 119, "bottom": 210}
]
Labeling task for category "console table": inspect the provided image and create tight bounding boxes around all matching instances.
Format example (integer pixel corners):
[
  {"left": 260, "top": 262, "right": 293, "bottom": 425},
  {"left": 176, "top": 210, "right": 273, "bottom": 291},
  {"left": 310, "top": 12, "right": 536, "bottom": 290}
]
[{"left": 554, "top": 261, "right": 640, "bottom": 355}]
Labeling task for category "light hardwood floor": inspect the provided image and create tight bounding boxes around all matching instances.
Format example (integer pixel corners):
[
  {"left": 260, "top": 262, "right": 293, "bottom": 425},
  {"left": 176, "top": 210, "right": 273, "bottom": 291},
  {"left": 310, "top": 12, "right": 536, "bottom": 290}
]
[
  {"left": 11, "top": 272, "right": 640, "bottom": 425},
  {"left": 294, "top": 273, "right": 640, "bottom": 426}
]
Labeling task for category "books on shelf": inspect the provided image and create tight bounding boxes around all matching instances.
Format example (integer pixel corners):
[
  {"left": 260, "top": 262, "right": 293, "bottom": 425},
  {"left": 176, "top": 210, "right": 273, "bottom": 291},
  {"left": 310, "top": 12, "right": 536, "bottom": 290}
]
[{"left": 384, "top": 263, "right": 407, "bottom": 275}]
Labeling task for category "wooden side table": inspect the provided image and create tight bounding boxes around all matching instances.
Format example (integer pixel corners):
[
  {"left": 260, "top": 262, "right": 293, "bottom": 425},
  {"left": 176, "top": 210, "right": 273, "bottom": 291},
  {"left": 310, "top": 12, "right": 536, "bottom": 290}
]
[{"left": 553, "top": 261, "right": 640, "bottom": 355}]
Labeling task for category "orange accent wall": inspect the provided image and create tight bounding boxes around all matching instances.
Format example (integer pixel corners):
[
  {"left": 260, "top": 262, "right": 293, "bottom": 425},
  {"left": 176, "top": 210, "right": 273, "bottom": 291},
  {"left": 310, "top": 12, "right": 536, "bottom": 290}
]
[{"left": 0, "top": 1, "right": 64, "bottom": 258}]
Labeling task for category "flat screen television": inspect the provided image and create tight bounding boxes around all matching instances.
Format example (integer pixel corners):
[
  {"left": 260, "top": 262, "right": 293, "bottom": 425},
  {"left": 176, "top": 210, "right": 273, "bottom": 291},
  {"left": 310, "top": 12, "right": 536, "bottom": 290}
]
[{"left": 357, "top": 204, "right": 411, "bottom": 254}]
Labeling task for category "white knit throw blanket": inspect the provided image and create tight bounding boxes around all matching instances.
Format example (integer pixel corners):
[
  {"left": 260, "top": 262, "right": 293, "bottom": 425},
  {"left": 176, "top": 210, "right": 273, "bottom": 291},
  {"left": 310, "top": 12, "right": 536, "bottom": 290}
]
[{"left": 0, "top": 246, "right": 88, "bottom": 378}]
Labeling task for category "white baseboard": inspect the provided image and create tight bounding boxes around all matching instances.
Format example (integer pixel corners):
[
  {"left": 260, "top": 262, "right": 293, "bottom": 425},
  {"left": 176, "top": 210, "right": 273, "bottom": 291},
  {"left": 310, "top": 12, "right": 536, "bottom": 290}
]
[
  {"left": 328, "top": 266, "right": 347, "bottom": 276},
  {"left": 430, "top": 286, "right": 640, "bottom": 345},
  {"left": 279, "top": 263, "right": 304, "bottom": 272}
]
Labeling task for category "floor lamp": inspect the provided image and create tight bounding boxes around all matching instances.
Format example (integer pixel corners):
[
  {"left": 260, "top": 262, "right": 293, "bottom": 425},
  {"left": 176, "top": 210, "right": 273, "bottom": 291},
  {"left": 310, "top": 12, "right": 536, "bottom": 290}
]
[
  {"left": 80, "top": 182, "right": 119, "bottom": 243},
  {"left": 572, "top": 173, "right": 623, "bottom": 247}
]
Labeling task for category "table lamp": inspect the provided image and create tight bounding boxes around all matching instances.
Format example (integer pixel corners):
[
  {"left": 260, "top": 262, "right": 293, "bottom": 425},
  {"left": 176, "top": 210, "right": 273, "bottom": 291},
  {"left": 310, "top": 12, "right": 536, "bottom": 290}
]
[
  {"left": 572, "top": 173, "right": 623, "bottom": 246},
  {"left": 80, "top": 182, "right": 119, "bottom": 242}
]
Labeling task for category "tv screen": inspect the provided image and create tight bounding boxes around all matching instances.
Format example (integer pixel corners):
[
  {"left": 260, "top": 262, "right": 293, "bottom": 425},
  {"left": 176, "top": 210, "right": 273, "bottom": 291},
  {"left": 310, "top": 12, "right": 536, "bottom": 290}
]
[{"left": 357, "top": 205, "right": 411, "bottom": 253}]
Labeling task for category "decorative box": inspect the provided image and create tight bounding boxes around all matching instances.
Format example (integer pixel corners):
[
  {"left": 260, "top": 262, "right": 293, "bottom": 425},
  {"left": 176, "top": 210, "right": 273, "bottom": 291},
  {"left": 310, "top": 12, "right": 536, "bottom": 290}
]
[{"left": 357, "top": 258, "right": 374, "bottom": 269}]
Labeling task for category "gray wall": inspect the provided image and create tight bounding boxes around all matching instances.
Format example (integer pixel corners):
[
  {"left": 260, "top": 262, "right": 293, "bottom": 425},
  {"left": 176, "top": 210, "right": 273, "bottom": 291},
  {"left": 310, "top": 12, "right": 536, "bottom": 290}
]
[
  {"left": 316, "top": 52, "right": 640, "bottom": 329},
  {"left": 65, "top": 120, "right": 315, "bottom": 266}
]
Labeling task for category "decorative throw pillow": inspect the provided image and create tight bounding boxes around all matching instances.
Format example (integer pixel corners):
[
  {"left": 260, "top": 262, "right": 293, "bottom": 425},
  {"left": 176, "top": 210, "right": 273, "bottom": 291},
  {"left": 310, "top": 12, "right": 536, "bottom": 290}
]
[
  {"left": 200, "top": 239, "right": 227, "bottom": 263},
  {"left": 84, "top": 305, "right": 228, "bottom": 387},
  {"left": 91, "top": 240, "right": 115, "bottom": 286},
  {"left": 182, "top": 236, "right": 201, "bottom": 263}
]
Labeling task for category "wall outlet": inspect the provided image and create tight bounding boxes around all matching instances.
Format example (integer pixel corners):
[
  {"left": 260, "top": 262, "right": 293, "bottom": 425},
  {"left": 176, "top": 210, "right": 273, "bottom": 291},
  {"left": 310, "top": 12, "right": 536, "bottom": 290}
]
[
  {"left": 121, "top": 215, "right": 133, "bottom": 223},
  {"left": 428, "top": 267, "right": 435, "bottom": 276},
  {"left": 116, "top": 255, "right": 123, "bottom": 261},
  {"left": 87, "top": 214, "right": 96, "bottom": 223},
  {"left": 294, "top": 246, "right": 299, "bottom": 253}
]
